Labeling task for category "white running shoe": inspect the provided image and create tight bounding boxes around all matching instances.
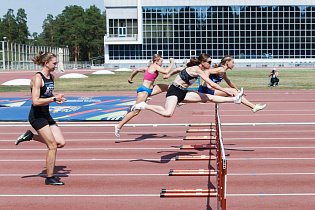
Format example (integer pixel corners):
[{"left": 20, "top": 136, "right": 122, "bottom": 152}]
[
  {"left": 233, "top": 88, "right": 244, "bottom": 104},
  {"left": 130, "top": 104, "right": 136, "bottom": 112},
  {"left": 114, "top": 125, "right": 120, "bottom": 137},
  {"left": 133, "top": 101, "right": 147, "bottom": 110},
  {"left": 177, "top": 103, "right": 186, "bottom": 108},
  {"left": 252, "top": 104, "right": 267, "bottom": 113}
]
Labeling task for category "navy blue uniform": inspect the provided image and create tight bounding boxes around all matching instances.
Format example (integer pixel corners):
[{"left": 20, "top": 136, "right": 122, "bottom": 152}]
[{"left": 198, "top": 73, "right": 225, "bottom": 95}]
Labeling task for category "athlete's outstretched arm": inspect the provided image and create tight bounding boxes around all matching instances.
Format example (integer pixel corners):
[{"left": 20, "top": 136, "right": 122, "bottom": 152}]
[
  {"left": 163, "top": 67, "right": 185, "bottom": 79},
  {"left": 155, "top": 58, "right": 174, "bottom": 74},
  {"left": 128, "top": 67, "right": 147, "bottom": 84},
  {"left": 197, "top": 69, "right": 233, "bottom": 96}
]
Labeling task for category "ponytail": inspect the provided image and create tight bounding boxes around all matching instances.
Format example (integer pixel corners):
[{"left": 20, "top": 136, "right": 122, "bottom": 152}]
[
  {"left": 213, "top": 55, "right": 233, "bottom": 68},
  {"left": 31, "top": 51, "right": 56, "bottom": 66},
  {"left": 186, "top": 53, "right": 210, "bottom": 67}
]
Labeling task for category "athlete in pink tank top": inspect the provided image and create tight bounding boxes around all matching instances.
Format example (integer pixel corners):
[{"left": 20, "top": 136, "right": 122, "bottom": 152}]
[
  {"left": 114, "top": 54, "right": 174, "bottom": 137},
  {"left": 143, "top": 68, "right": 159, "bottom": 82}
]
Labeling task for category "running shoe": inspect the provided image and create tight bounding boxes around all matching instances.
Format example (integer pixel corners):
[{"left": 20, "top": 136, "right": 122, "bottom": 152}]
[
  {"left": 252, "top": 104, "right": 267, "bottom": 113},
  {"left": 15, "top": 130, "right": 34, "bottom": 146},
  {"left": 177, "top": 103, "right": 186, "bottom": 108},
  {"left": 233, "top": 88, "right": 244, "bottom": 104},
  {"left": 114, "top": 125, "right": 120, "bottom": 137},
  {"left": 45, "top": 176, "right": 64, "bottom": 185},
  {"left": 132, "top": 101, "right": 147, "bottom": 111}
]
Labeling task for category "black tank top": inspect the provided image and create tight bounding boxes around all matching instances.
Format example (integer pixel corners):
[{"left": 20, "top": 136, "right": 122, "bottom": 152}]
[
  {"left": 31, "top": 72, "right": 54, "bottom": 113},
  {"left": 179, "top": 69, "right": 198, "bottom": 85}
]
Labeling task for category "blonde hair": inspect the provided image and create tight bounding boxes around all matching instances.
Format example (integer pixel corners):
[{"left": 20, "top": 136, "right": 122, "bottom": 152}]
[
  {"left": 31, "top": 51, "right": 56, "bottom": 66},
  {"left": 149, "top": 54, "right": 162, "bottom": 64},
  {"left": 186, "top": 53, "right": 210, "bottom": 67},
  {"left": 213, "top": 55, "right": 233, "bottom": 68}
]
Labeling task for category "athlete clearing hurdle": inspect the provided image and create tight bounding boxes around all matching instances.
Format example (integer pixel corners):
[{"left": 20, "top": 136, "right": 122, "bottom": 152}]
[
  {"left": 197, "top": 55, "right": 266, "bottom": 113},
  {"left": 115, "top": 54, "right": 174, "bottom": 137},
  {"left": 131, "top": 53, "right": 244, "bottom": 117}
]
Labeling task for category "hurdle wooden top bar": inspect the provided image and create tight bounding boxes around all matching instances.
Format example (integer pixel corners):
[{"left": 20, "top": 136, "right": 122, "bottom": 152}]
[
  {"left": 188, "top": 123, "right": 214, "bottom": 127},
  {"left": 186, "top": 128, "right": 215, "bottom": 133},
  {"left": 183, "top": 135, "right": 215, "bottom": 140},
  {"left": 169, "top": 169, "right": 217, "bottom": 176},
  {"left": 180, "top": 144, "right": 216, "bottom": 149},
  {"left": 175, "top": 155, "right": 216, "bottom": 160}
]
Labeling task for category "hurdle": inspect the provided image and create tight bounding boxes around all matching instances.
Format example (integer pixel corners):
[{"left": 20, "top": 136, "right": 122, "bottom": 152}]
[
  {"left": 160, "top": 104, "right": 227, "bottom": 210},
  {"left": 215, "top": 104, "right": 227, "bottom": 210}
]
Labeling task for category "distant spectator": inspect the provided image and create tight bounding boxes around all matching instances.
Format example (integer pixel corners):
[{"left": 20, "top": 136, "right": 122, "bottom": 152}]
[{"left": 269, "top": 68, "right": 279, "bottom": 86}]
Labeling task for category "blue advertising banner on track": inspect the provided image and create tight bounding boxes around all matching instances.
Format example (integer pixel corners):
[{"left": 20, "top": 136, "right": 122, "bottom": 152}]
[{"left": 0, "top": 96, "right": 136, "bottom": 121}]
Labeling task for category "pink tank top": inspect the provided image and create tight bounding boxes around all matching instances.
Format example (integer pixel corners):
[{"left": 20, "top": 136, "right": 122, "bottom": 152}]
[{"left": 143, "top": 68, "right": 159, "bottom": 82}]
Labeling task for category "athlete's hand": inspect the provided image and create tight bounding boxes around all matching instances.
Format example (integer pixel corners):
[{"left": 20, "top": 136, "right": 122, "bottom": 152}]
[
  {"left": 235, "top": 89, "right": 246, "bottom": 96},
  {"left": 169, "top": 58, "right": 174, "bottom": 63},
  {"left": 128, "top": 78, "right": 133, "bottom": 84},
  {"left": 56, "top": 97, "right": 67, "bottom": 104},
  {"left": 163, "top": 74, "right": 170, "bottom": 79},
  {"left": 55, "top": 94, "right": 67, "bottom": 104},
  {"left": 225, "top": 91, "right": 234, "bottom": 97}
]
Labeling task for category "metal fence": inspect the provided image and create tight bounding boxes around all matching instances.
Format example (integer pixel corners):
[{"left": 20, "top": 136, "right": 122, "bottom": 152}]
[{"left": 0, "top": 41, "right": 69, "bottom": 71}]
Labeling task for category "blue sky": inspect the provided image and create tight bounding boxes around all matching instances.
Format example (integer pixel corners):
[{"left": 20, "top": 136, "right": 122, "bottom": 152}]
[{"left": 0, "top": 0, "right": 105, "bottom": 35}]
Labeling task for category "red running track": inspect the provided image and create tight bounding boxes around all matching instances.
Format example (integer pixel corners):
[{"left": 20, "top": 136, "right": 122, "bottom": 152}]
[{"left": 1, "top": 89, "right": 315, "bottom": 209}]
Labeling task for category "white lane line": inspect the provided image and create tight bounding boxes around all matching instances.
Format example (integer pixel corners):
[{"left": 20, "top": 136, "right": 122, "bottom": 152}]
[
  {"left": 223, "top": 138, "right": 315, "bottom": 141},
  {"left": 228, "top": 157, "right": 315, "bottom": 160},
  {"left": 0, "top": 158, "right": 175, "bottom": 162},
  {"left": 1, "top": 122, "right": 315, "bottom": 127},
  {"left": 1, "top": 146, "right": 315, "bottom": 151},
  {"left": 1, "top": 193, "right": 315, "bottom": 197},
  {"left": 2, "top": 157, "right": 315, "bottom": 162},
  {"left": 1, "top": 172, "right": 314, "bottom": 177},
  {"left": 3, "top": 130, "right": 315, "bottom": 135},
  {"left": 226, "top": 146, "right": 315, "bottom": 149},
  {"left": 0, "top": 194, "right": 160, "bottom": 197},
  {"left": 0, "top": 173, "right": 169, "bottom": 176},
  {"left": 2, "top": 137, "right": 315, "bottom": 142},
  {"left": 229, "top": 172, "right": 315, "bottom": 176},
  {"left": 227, "top": 193, "right": 315, "bottom": 197},
  {"left": 0, "top": 139, "right": 185, "bottom": 142},
  {"left": 223, "top": 130, "right": 315, "bottom": 133},
  {"left": 0, "top": 148, "right": 181, "bottom": 151}
]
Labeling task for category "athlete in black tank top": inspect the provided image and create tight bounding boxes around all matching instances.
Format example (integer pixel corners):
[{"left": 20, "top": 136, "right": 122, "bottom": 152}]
[
  {"left": 15, "top": 52, "right": 66, "bottom": 185},
  {"left": 31, "top": 72, "right": 55, "bottom": 114}
]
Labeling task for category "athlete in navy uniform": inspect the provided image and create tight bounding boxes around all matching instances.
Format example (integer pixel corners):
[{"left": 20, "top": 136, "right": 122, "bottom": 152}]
[
  {"left": 198, "top": 55, "right": 266, "bottom": 113},
  {"left": 16, "top": 51, "right": 67, "bottom": 185}
]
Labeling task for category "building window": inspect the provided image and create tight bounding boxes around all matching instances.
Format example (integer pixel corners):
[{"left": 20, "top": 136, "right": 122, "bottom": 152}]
[
  {"left": 107, "top": 5, "right": 315, "bottom": 60},
  {"left": 119, "top": 27, "right": 127, "bottom": 37}
]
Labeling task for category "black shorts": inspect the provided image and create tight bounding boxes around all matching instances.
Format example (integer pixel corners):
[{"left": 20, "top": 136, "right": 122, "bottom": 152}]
[
  {"left": 166, "top": 84, "right": 188, "bottom": 103},
  {"left": 28, "top": 106, "right": 56, "bottom": 131}
]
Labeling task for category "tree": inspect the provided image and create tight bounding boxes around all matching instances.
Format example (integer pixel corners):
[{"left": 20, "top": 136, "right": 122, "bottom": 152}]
[
  {"left": 41, "top": 14, "right": 55, "bottom": 46},
  {"left": 56, "top": 5, "right": 85, "bottom": 64},
  {"left": 16, "top": 8, "right": 29, "bottom": 44},
  {"left": 83, "top": 5, "right": 106, "bottom": 61},
  {"left": 1, "top": 9, "right": 18, "bottom": 42}
]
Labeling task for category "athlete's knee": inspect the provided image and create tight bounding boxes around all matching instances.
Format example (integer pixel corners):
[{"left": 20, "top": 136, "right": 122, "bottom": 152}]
[
  {"left": 204, "top": 95, "right": 214, "bottom": 102},
  {"left": 57, "top": 140, "right": 66, "bottom": 148},
  {"left": 162, "top": 111, "right": 173, "bottom": 118},
  {"left": 47, "top": 142, "right": 58, "bottom": 150},
  {"left": 132, "top": 110, "right": 140, "bottom": 116},
  {"left": 201, "top": 98, "right": 209, "bottom": 103}
]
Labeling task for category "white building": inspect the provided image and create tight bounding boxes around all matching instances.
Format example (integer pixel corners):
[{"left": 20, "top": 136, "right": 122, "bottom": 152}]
[{"left": 103, "top": 0, "right": 315, "bottom": 68}]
